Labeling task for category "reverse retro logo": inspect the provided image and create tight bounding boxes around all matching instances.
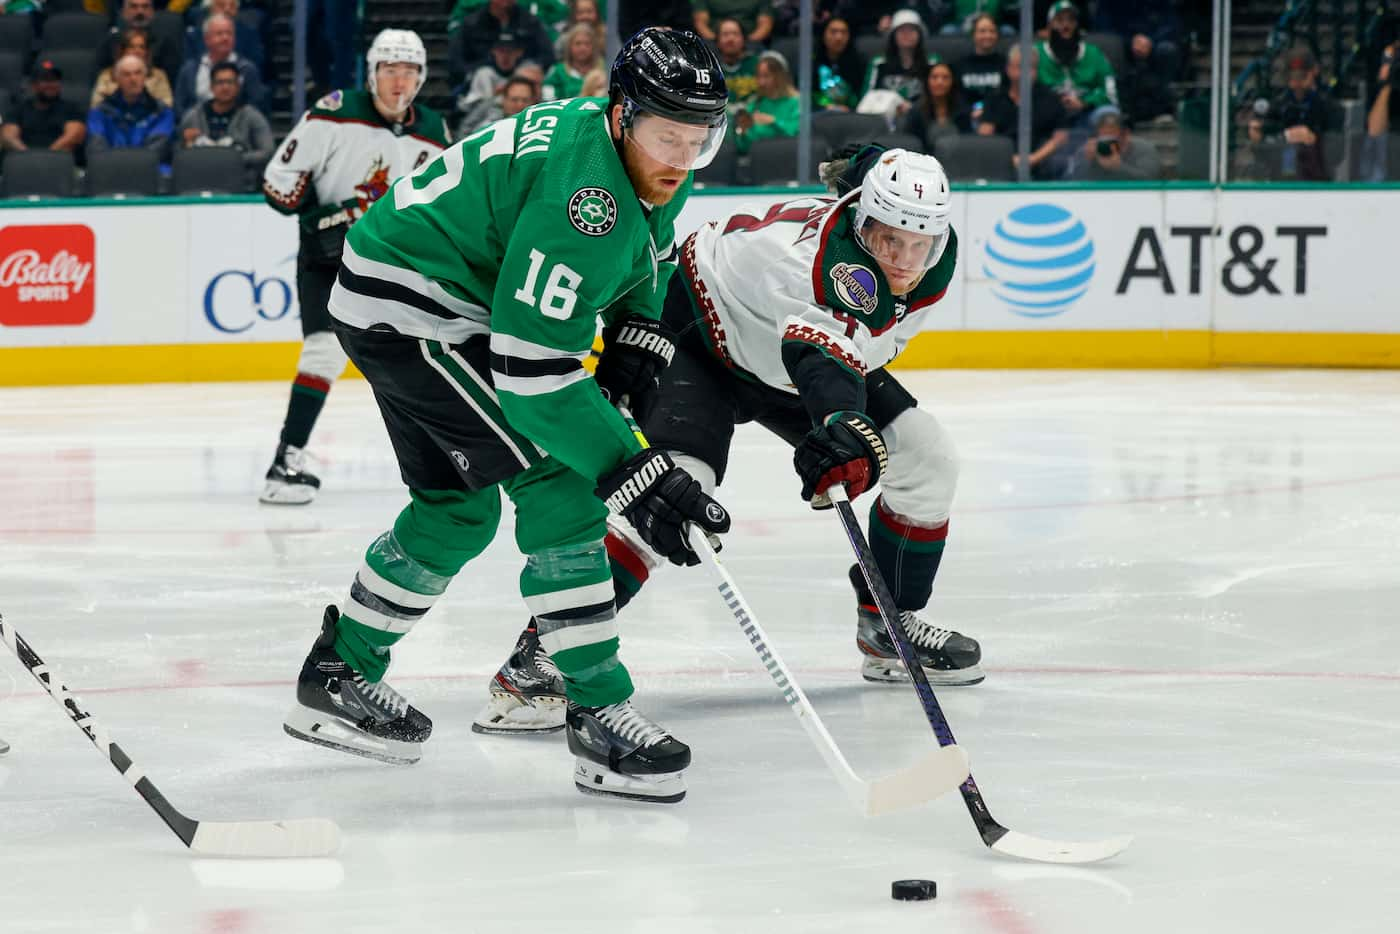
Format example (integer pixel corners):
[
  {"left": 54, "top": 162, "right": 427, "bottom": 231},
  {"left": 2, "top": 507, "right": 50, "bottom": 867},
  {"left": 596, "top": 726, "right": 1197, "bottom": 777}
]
[{"left": 830, "top": 262, "right": 879, "bottom": 314}]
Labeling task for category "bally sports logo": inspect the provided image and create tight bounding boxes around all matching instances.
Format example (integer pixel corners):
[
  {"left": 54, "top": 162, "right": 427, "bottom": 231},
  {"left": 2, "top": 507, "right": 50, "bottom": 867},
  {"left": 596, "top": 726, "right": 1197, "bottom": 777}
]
[{"left": 0, "top": 225, "right": 96, "bottom": 327}]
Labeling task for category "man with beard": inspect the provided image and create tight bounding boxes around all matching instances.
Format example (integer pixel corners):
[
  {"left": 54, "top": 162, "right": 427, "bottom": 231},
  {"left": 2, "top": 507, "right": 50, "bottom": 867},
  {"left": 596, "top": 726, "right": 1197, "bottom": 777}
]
[
  {"left": 280, "top": 29, "right": 733, "bottom": 805},
  {"left": 1036, "top": 0, "right": 1117, "bottom": 126},
  {"left": 1, "top": 61, "right": 86, "bottom": 156}
]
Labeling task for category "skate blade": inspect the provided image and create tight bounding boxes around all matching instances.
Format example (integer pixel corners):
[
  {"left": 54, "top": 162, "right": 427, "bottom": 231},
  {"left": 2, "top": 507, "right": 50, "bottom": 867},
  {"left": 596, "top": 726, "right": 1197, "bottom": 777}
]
[
  {"left": 471, "top": 693, "right": 566, "bottom": 735},
  {"left": 860, "top": 656, "right": 986, "bottom": 686},
  {"left": 572, "top": 760, "right": 686, "bottom": 804},
  {"left": 260, "top": 480, "right": 317, "bottom": 505},
  {"left": 283, "top": 705, "right": 422, "bottom": 765}
]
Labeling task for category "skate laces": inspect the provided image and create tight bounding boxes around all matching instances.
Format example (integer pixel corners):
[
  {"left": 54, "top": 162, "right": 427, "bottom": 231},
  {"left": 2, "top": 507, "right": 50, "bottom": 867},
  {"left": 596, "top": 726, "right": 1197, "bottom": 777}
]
[
  {"left": 901, "top": 611, "right": 954, "bottom": 650},
  {"left": 598, "top": 701, "right": 669, "bottom": 747},
  {"left": 352, "top": 674, "right": 409, "bottom": 718},
  {"left": 532, "top": 649, "right": 561, "bottom": 680}
]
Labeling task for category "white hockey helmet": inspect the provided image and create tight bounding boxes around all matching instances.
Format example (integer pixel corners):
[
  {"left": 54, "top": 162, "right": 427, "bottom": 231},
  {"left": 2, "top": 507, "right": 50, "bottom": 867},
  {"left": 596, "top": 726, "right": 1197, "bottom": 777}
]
[
  {"left": 366, "top": 29, "right": 427, "bottom": 105},
  {"left": 853, "top": 149, "right": 953, "bottom": 272}
]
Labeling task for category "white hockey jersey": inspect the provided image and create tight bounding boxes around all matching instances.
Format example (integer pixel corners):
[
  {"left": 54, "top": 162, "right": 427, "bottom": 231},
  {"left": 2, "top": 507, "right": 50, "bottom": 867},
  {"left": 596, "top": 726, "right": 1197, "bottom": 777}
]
[
  {"left": 263, "top": 89, "right": 451, "bottom": 221},
  {"left": 681, "top": 189, "right": 959, "bottom": 394}
]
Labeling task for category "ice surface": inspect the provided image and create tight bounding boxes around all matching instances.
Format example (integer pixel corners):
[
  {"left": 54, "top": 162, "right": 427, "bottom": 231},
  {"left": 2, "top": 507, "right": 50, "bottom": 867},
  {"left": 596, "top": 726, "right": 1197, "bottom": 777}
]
[{"left": 1, "top": 370, "right": 1397, "bottom": 933}]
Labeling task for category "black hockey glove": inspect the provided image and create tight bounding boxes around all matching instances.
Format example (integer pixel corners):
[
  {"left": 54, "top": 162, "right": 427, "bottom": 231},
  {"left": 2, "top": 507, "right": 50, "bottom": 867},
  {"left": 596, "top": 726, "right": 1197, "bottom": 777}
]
[
  {"left": 793, "top": 411, "right": 888, "bottom": 508},
  {"left": 597, "top": 450, "right": 731, "bottom": 567},
  {"left": 593, "top": 315, "right": 676, "bottom": 406}
]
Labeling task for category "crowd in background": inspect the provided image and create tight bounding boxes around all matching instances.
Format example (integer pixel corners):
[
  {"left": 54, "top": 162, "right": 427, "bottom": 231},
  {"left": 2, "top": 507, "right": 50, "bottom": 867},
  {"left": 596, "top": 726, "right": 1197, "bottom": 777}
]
[{"left": 1, "top": 0, "right": 1399, "bottom": 194}]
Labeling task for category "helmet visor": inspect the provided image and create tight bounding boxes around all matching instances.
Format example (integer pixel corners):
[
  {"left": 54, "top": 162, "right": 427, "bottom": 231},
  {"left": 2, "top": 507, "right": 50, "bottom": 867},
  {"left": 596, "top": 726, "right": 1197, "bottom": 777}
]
[
  {"left": 856, "top": 217, "right": 948, "bottom": 274},
  {"left": 625, "top": 110, "right": 728, "bottom": 170}
]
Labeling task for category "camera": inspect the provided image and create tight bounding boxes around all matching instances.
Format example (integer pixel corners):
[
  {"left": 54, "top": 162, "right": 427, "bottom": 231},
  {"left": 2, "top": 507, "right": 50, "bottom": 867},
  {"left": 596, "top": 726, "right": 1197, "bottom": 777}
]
[{"left": 1095, "top": 136, "right": 1120, "bottom": 157}]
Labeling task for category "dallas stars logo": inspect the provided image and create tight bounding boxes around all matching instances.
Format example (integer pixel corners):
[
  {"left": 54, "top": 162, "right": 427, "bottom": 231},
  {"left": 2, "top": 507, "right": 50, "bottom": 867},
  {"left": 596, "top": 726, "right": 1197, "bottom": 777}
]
[{"left": 568, "top": 187, "right": 618, "bottom": 237}]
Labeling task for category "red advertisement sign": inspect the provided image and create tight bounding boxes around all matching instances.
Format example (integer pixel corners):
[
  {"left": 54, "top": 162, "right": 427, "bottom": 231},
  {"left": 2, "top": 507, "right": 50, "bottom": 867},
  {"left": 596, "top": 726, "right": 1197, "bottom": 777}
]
[{"left": 0, "top": 224, "right": 96, "bottom": 327}]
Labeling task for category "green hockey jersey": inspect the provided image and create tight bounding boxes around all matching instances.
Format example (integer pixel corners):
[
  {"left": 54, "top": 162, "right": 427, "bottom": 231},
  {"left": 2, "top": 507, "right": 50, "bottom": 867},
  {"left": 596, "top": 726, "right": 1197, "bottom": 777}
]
[{"left": 331, "top": 97, "right": 689, "bottom": 481}]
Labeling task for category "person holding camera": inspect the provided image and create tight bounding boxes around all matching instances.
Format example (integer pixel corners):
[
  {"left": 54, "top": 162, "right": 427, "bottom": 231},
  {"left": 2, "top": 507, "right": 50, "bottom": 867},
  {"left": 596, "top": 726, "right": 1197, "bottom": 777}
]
[
  {"left": 1069, "top": 104, "right": 1160, "bottom": 180},
  {"left": 1361, "top": 42, "right": 1400, "bottom": 180},
  {"left": 1265, "top": 47, "right": 1342, "bottom": 181}
]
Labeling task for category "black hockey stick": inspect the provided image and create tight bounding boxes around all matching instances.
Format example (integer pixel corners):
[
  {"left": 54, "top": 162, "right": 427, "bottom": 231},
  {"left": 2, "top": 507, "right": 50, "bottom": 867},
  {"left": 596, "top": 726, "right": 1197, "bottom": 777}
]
[
  {"left": 614, "top": 406, "right": 969, "bottom": 815},
  {"left": 827, "top": 486, "right": 1133, "bottom": 864},
  {"left": 0, "top": 613, "right": 341, "bottom": 857}
]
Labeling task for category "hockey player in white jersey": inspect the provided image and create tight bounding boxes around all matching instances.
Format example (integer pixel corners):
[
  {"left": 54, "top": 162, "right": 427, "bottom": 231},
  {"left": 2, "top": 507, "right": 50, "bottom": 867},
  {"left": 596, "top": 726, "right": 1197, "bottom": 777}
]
[
  {"left": 259, "top": 29, "right": 450, "bottom": 504},
  {"left": 473, "top": 146, "right": 982, "bottom": 735}
]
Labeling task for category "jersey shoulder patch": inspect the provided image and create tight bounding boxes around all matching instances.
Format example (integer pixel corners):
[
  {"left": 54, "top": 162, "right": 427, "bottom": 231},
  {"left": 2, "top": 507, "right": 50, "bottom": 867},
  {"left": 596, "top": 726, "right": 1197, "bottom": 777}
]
[{"left": 313, "top": 90, "right": 344, "bottom": 112}]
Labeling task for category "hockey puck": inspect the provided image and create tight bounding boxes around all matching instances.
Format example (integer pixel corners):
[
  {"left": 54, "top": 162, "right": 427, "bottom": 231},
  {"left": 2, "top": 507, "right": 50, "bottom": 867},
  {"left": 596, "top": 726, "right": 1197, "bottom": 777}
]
[{"left": 891, "top": 879, "right": 937, "bottom": 901}]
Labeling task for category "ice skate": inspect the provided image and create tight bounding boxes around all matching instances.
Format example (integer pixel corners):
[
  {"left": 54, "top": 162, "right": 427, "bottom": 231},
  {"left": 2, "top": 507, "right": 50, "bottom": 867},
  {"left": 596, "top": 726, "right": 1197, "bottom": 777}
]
[
  {"left": 851, "top": 566, "right": 984, "bottom": 686},
  {"left": 472, "top": 621, "right": 567, "bottom": 735},
  {"left": 0, "top": 736, "right": 8, "bottom": 756},
  {"left": 260, "top": 443, "right": 321, "bottom": 505},
  {"left": 283, "top": 605, "right": 431, "bottom": 764},
  {"left": 567, "top": 699, "right": 689, "bottom": 803}
]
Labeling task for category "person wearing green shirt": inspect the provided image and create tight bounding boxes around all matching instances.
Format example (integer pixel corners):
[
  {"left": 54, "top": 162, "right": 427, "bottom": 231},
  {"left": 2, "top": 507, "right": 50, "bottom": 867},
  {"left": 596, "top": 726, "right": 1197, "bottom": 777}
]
[
  {"left": 692, "top": 0, "right": 773, "bottom": 44},
  {"left": 1037, "top": 0, "right": 1118, "bottom": 121},
  {"left": 280, "top": 29, "right": 732, "bottom": 805},
  {"left": 713, "top": 17, "right": 759, "bottom": 108},
  {"left": 542, "top": 22, "right": 602, "bottom": 99},
  {"left": 733, "top": 50, "right": 801, "bottom": 154}
]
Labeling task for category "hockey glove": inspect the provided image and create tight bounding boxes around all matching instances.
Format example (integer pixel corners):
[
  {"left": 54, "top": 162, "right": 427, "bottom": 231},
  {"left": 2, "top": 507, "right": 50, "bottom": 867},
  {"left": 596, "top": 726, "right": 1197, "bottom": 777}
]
[
  {"left": 597, "top": 450, "right": 731, "bottom": 567},
  {"left": 594, "top": 315, "right": 677, "bottom": 406},
  {"left": 793, "top": 411, "right": 888, "bottom": 508}
]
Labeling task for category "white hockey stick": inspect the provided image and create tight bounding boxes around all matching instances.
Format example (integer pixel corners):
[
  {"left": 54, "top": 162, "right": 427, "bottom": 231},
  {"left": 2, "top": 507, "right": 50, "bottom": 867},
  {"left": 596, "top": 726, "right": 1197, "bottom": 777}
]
[
  {"left": 0, "top": 613, "right": 341, "bottom": 858},
  {"left": 829, "top": 485, "right": 1133, "bottom": 863},
  {"left": 685, "top": 528, "right": 971, "bottom": 816}
]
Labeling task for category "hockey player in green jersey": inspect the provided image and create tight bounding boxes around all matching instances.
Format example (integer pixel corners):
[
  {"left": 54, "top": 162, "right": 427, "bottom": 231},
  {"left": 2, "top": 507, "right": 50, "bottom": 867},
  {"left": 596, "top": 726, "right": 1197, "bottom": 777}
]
[
  {"left": 261, "top": 30, "right": 451, "bottom": 505},
  {"left": 283, "top": 28, "right": 733, "bottom": 804}
]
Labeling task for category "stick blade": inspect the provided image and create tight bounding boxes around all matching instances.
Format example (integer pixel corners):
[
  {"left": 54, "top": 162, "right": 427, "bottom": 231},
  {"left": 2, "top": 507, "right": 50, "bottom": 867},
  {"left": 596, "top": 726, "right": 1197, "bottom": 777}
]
[
  {"left": 990, "top": 829, "right": 1133, "bottom": 865},
  {"left": 865, "top": 744, "right": 970, "bottom": 817},
  {"left": 188, "top": 818, "right": 342, "bottom": 859}
]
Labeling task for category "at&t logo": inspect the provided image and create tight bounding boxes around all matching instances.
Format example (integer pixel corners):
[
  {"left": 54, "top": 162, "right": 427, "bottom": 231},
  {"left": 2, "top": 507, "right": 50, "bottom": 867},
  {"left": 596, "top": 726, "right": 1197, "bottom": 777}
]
[{"left": 983, "top": 204, "right": 1095, "bottom": 318}]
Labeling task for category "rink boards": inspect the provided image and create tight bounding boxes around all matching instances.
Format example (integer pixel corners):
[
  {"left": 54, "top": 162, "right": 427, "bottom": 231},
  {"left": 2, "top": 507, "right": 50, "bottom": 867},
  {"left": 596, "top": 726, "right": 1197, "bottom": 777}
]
[{"left": 1, "top": 184, "right": 1397, "bottom": 385}]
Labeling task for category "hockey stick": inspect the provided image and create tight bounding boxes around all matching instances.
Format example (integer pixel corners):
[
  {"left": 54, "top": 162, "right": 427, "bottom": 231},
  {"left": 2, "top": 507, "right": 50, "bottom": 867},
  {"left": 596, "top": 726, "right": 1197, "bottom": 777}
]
[
  {"left": 0, "top": 613, "right": 342, "bottom": 858},
  {"left": 828, "top": 485, "right": 1133, "bottom": 864},
  {"left": 617, "top": 406, "right": 970, "bottom": 816}
]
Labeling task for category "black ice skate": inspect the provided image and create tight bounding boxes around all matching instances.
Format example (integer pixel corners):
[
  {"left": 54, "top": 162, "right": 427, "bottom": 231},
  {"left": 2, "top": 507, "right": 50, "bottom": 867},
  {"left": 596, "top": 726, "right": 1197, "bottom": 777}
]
[
  {"left": 283, "top": 605, "right": 432, "bottom": 764},
  {"left": 472, "top": 621, "right": 568, "bottom": 735},
  {"left": 260, "top": 443, "right": 321, "bottom": 505},
  {"left": 851, "top": 565, "right": 985, "bottom": 686},
  {"left": 567, "top": 700, "right": 689, "bottom": 803}
]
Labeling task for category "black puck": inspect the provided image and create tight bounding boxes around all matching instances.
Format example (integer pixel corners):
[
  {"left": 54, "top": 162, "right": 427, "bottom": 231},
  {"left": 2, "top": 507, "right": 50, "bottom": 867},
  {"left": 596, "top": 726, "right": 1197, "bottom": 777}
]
[{"left": 891, "top": 879, "right": 937, "bottom": 901}]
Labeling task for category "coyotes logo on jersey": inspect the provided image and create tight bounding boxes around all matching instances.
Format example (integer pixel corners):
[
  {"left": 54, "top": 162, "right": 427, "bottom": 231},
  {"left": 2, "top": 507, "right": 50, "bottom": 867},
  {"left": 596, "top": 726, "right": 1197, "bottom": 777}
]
[{"left": 354, "top": 158, "right": 393, "bottom": 213}]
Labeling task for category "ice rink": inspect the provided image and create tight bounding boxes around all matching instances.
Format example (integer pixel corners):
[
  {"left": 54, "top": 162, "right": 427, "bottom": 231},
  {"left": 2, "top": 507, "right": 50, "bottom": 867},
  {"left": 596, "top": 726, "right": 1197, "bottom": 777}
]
[{"left": 1, "top": 369, "right": 1397, "bottom": 934}]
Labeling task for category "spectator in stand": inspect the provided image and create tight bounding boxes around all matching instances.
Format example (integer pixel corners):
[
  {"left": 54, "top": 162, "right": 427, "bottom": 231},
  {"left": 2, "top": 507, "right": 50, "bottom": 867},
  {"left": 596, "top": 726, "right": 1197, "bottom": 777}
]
[
  {"left": 979, "top": 44, "right": 1071, "bottom": 178},
  {"left": 451, "top": 0, "right": 554, "bottom": 89},
  {"left": 86, "top": 53, "right": 175, "bottom": 161},
  {"left": 618, "top": 0, "right": 692, "bottom": 42},
  {"left": 1037, "top": 0, "right": 1117, "bottom": 126},
  {"left": 693, "top": 0, "right": 774, "bottom": 45},
  {"left": 457, "top": 31, "right": 527, "bottom": 134},
  {"left": 502, "top": 73, "right": 541, "bottom": 117},
  {"left": 939, "top": 1, "right": 1005, "bottom": 36},
  {"left": 542, "top": 22, "right": 602, "bottom": 100},
  {"left": 733, "top": 49, "right": 800, "bottom": 153},
  {"left": 958, "top": 13, "right": 1006, "bottom": 101},
  {"left": 861, "top": 9, "right": 939, "bottom": 118},
  {"left": 1264, "top": 46, "right": 1343, "bottom": 181},
  {"left": 457, "top": 69, "right": 541, "bottom": 138},
  {"left": 555, "top": 0, "right": 604, "bottom": 56},
  {"left": 1096, "top": 0, "right": 1182, "bottom": 125},
  {"left": 174, "top": 13, "right": 266, "bottom": 114},
  {"left": 183, "top": 0, "right": 265, "bottom": 76},
  {"left": 901, "top": 61, "right": 968, "bottom": 147},
  {"left": 715, "top": 18, "right": 760, "bottom": 106},
  {"left": 177, "top": 59, "right": 272, "bottom": 188},
  {"left": 812, "top": 16, "right": 865, "bottom": 112},
  {"left": 578, "top": 66, "right": 607, "bottom": 97},
  {"left": 1069, "top": 104, "right": 1161, "bottom": 179},
  {"left": 1360, "top": 42, "right": 1400, "bottom": 180},
  {"left": 1, "top": 60, "right": 86, "bottom": 158},
  {"left": 96, "top": 0, "right": 185, "bottom": 85},
  {"left": 91, "top": 28, "right": 174, "bottom": 109},
  {"left": 0, "top": 0, "right": 40, "bottom": 30}
]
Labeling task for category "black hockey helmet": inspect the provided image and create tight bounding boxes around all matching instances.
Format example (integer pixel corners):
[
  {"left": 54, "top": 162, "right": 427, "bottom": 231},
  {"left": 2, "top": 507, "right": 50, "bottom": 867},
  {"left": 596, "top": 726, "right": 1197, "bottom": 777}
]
[{"left": 610, "top": 27, "right": 729, "bottom": 169}]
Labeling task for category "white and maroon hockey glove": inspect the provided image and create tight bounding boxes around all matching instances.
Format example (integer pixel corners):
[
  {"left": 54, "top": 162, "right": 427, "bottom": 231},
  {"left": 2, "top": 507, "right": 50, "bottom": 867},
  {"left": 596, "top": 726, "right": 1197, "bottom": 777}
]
[{"left": 793, "top": 411, "right": 888, "bottom": 508}]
